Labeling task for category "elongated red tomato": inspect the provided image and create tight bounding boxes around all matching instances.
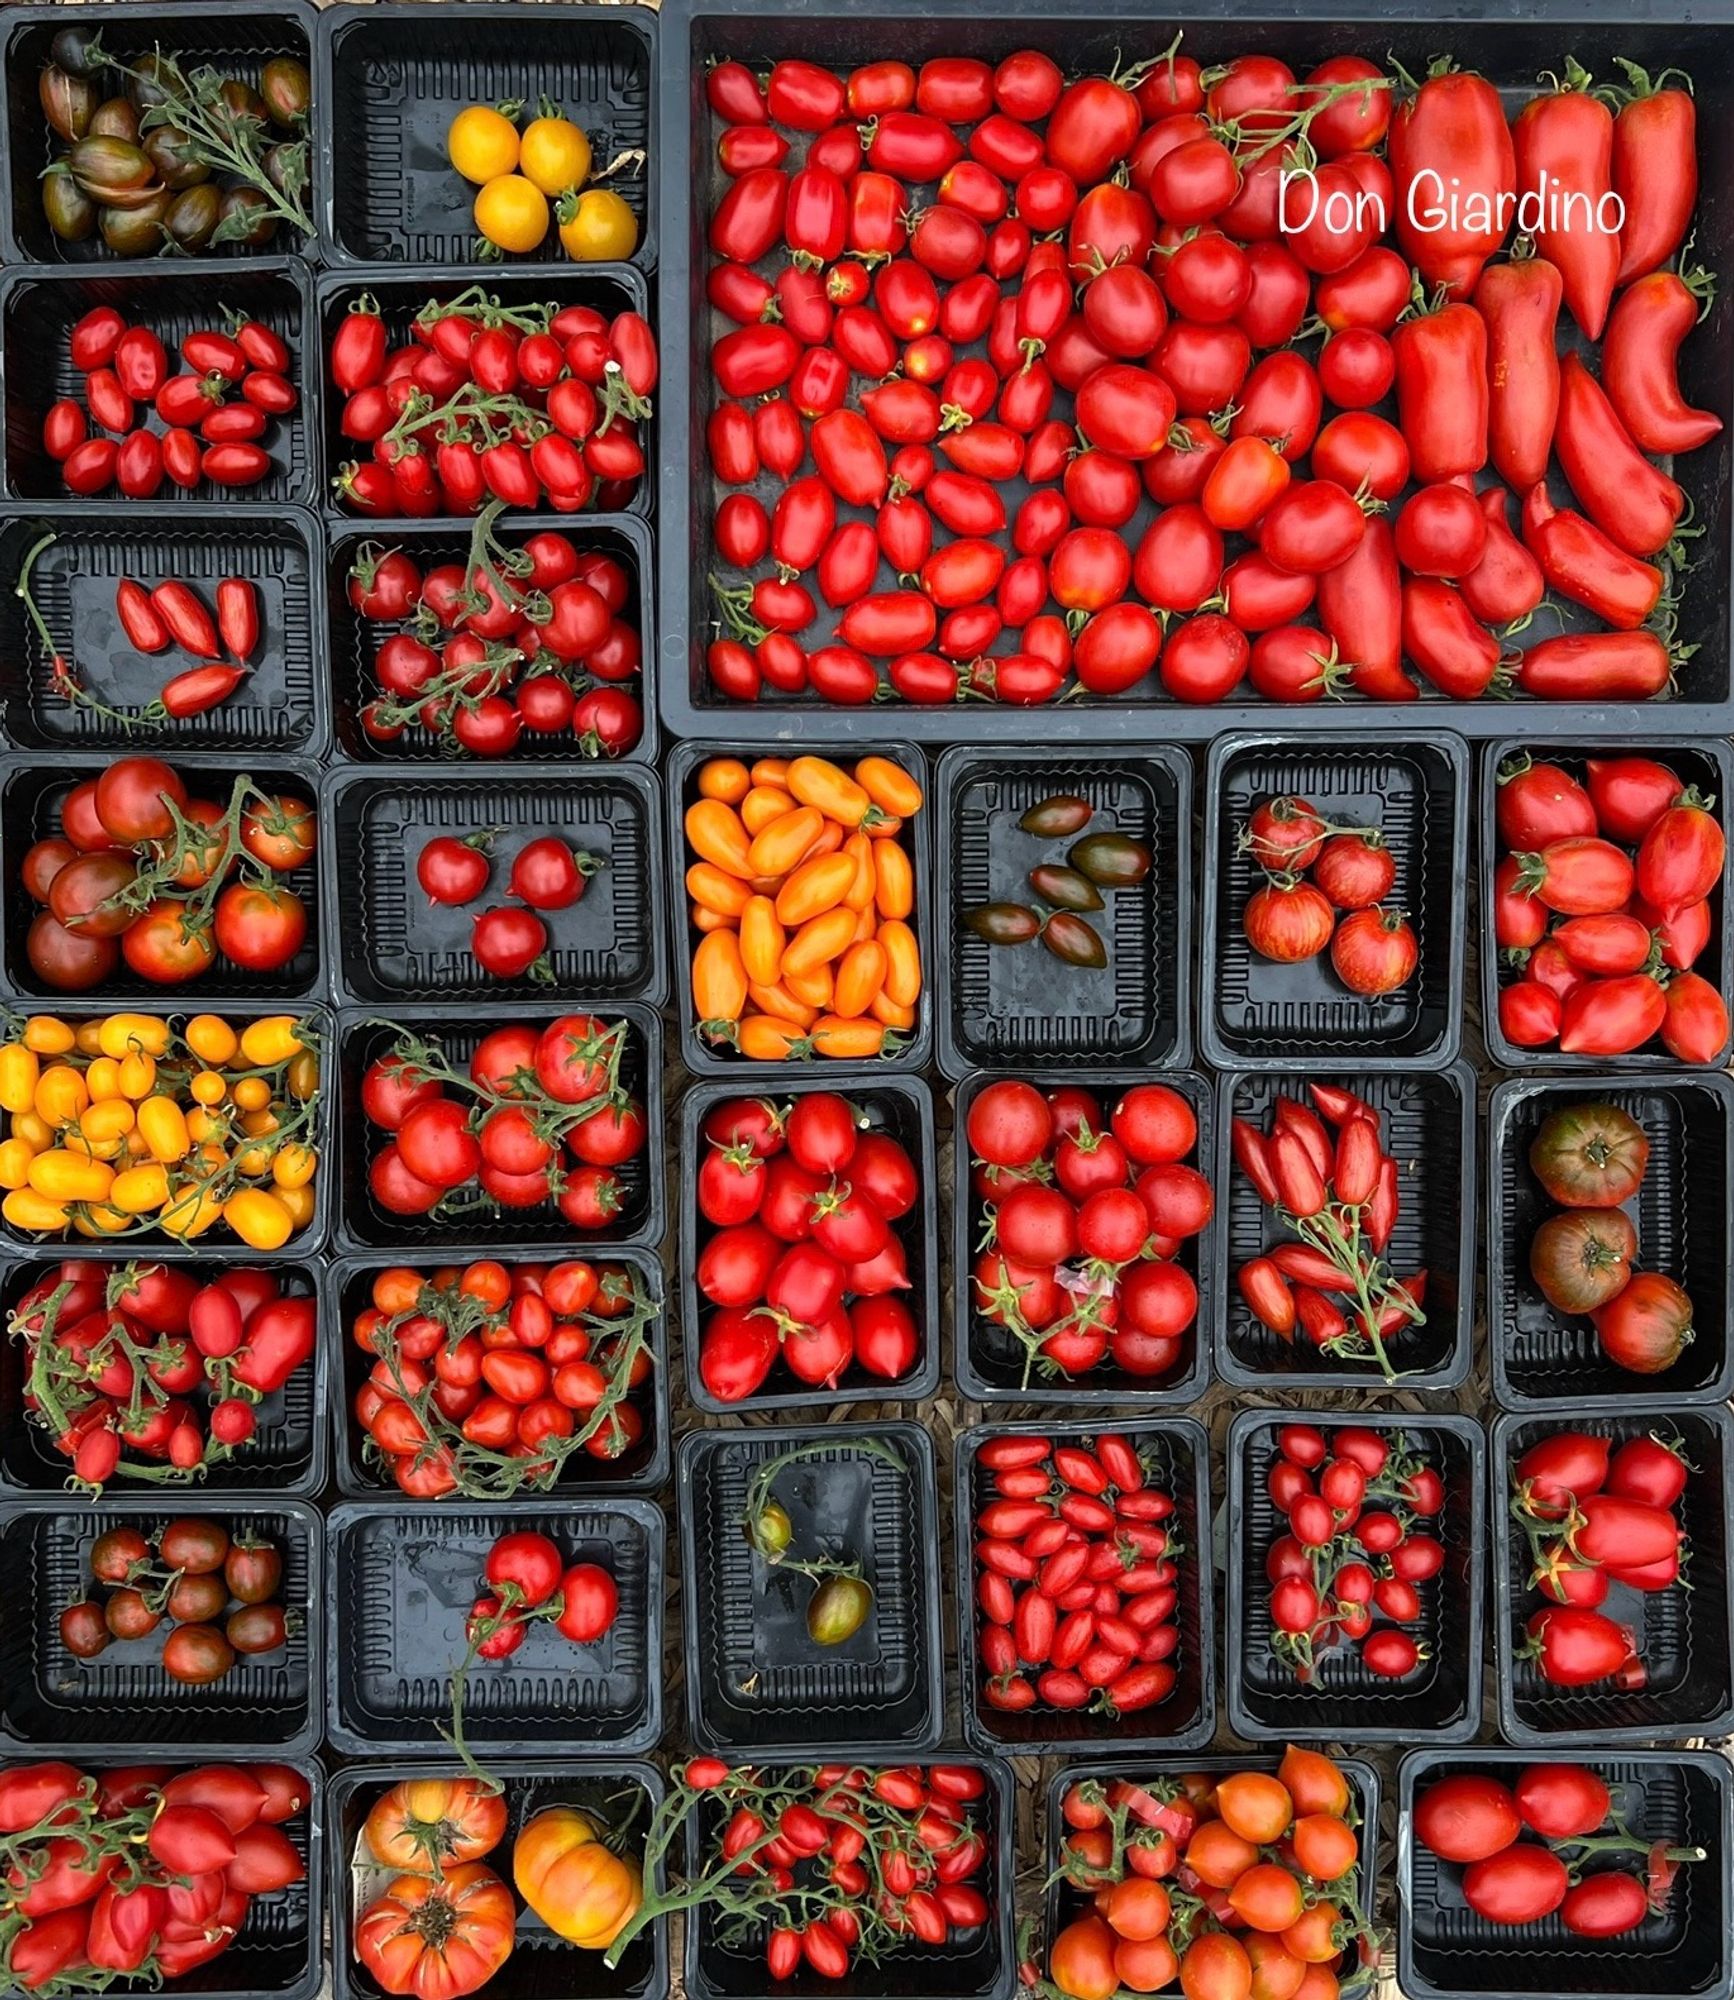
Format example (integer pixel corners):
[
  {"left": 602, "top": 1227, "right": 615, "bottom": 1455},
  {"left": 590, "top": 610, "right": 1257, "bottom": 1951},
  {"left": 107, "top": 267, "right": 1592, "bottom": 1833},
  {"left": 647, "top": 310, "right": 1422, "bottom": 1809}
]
[
  {"left": 1603, "top": 272, "right": 1723, "bottom": 453},
  {"left": 1392, "top": 303, "right": 1488, "bottom": 481},
  {"left": 1511, "top": 76, "right": 1619, "bottom": 338},
  {"left": 1554, "top": 354, "right": 1683, "bottom": 558},
  {"left": 1475, "top": 255, "right": 1562, "bottom": 490},
  {"left": 1388, "top": 70, "right": 1514, "bottom": 295},
  {"left": 1614, "top": 75, "right": 1696, "bottom": 284}
]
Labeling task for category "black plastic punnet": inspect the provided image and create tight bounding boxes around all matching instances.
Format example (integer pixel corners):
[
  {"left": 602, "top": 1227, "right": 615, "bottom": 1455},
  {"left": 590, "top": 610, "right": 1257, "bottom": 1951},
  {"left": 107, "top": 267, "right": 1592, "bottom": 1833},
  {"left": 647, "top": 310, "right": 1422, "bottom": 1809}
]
[
  {"left": 1488, "top": 1072, "right": 1734, "bottom": 1409},
  {"left": 1227, "top": 1408, "right": 1484, "bottom": 1743},
  {"left": 1398, "top": 1748, "right": 1733, "bottom": 2000},
  {"left": 676, "top": 1422, "right": 944, "bottom": 1756},
  {"left": 932, "top": 744, "right": 1192, "bottom": 1078},
  {"left": 1200, "top": 731, "right": 1469, "bottom": 1070}
]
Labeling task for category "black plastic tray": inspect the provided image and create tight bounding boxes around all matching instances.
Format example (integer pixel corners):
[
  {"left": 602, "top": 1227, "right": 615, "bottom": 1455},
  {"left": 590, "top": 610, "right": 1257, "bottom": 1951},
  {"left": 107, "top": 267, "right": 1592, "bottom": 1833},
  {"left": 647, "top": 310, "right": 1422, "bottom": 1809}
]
[
  {"left": 954, "top": 1416, "right": 1214, "bottom": 1756},
  {"left": 328, "top": 1758, "right": 668, "bottom": 2000},
  {"left": 324, "top": 762, "right": 666, "bottom": 1007},
  {"left": 317, "top": 3, "right": 655, "bottom": 274},
  {"left": 1042, "top": 1754, "right": 1380, "bottom": 1982},
  {"left": 323, "top": 511, "right": 657, "bottom": 767},
  {"left": 1398, "top": 1748, "right": 1734, "bottom": 2000},
  {"left": 684, "top": 1756, "right": 1014, "bottom": 2000},
  {"left": 655, "top": 0, "right": 1734, "bottom": 746},
  {"left": 325, "top": 1245, "right": 670, "bottom": 1499},
  {"left": 0, "top": 1, "right": 320, "bottom": 268},
  {"left": 0, "top": 1492, "right": 321, "bottom": 1757},
  {"left": 1488, "top": 1073, "right": 1734, "bottom": 1410},
  {"left": 951, "top": 1067, "right": 1216, "bottom": 1407},
  {"left": 313, "top": 266, "right": 654, "bottom": 524},
  {"left": 1480, "top": 737, "right": 1734, "bottom": 1070},
  {"left": 678, "top": 1073, "right": 941, "bottom": 1414},
  {"left": 0, "top": 1000, "right": 335, "bottom": 1261},
  {"left": 331, "top": 1001, "right": 662, "bottom": 1254},
  {"left": 1226, "top": 1408, "right": 1484, "bottom": 1744},
  {"left": 1200, "top": 731, "right": 1469, "bottom": 1070},
  {"left": 1, "top": 261, "right": 315, "bottom": 506},
  {"left": 0, "top": 504, "right": 327, "bottom": 757},
  {"left": 676, "top": 1421, "right": 944, "bottom": 1756},
  {"left": 665, "top": 738, "right": 936, "bottom": 1075},
  {"left": 21, "top": 1754, "right": 322, "bottom": 2000},
  {"left": 1, "top": 753, "right": 324, "bottom": 1003},
  {"left": 932, "top": 744, "right": 1192, "bottom": 1079},
  {"left": 1492, "top": 1405, "right": 1734, "bottom": 1745},
  {"left": 1213, "top": 1063, "right": 1476, "bottom": 1392},
  {"left": 325, "top": 1494, "right": 664, "bottom": 1756},
  {"left": 0, "top": 1253, "right": 327, "bottom": 1497}
]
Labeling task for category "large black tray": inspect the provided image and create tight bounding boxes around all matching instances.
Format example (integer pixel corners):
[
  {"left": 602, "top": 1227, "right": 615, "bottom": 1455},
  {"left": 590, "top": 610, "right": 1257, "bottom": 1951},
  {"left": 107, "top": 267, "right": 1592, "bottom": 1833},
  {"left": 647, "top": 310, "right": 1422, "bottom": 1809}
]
[
  {"left": 331, "top": 1001, "right": 662, "bottom": 1254},
  {"left": 325, "top": 1494, "right": 664, "bottom": 1756},
  {"left": 1226, "top": 1408, "right": 1484, "bottom": 1743},
  {"left": 322, "top": 511, "right": 657, "bottom": 767},
  {"left": 0, "top": 1254, "right": 327, "bottom": 1496},
  {"left": 1488, "top": 1072, "right": 1734, "bottom": 1409},
  {"left": 1213, "top": 1064, "right": 1477, "bottom": 1391},
  {"left": 0, "top": 753, "right": 324, "bottom": 1004},
  {"left": 1, "top": 262, "right": 315, "bottom": 505},
  {"left": 0, "top": 1, "right": 320, "bottom": 268},
  {"left": 932, "top": 744, "right": 1191, "bottom": 1078},
  {"left": 954, "top": 1416, "right": 1215, "bottom": 1756},
  {"left": 0, "top": 1492, "right": 321, "bottom": 1757},
  {"left": 324, "top": 762, "right": 666, "bottom": 1007},
  {"left": 0, "top": 505, "right": 326, "bottom": 757},
  {"left": 655, "top": 0, "right": 1734, "bottom": 745},
  {"left": 327, "top": 1758, "right": 669, "bottom": 2000},
  {"left": 325, "top": 1246, "right": 671, "bottom": 1499},
  {"left": 1398, "top": 1748, "right": 1733, "bottom": 2000},
  {"left": 316, "top": 2, "right": 656, "bottom": 273},
  {"left": 1492, "top": 1405, "right": 1734, "bottom": 1745},
  {"left": 1200, "top": 731, "right": 1469, "bottom": 1070},
  {"left": 1480, "top": 737, "right": 1734, "bottom": 1070},
  {"left": 678, "top": 1073, "right": 941, "bottom": 1414},
  {"left": 676, "top": 1422, "right": 944, "bottom": 1756},
  {"left": 951, "top": 1067, "right": 1216, "bottom": 1406}
]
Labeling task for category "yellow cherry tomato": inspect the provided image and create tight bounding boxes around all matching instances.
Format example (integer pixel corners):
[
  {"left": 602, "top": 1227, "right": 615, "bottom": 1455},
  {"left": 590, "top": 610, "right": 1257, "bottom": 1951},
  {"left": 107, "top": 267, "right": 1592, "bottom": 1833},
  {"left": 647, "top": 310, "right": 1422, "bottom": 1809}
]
[
  {"left": 73, "top": 1205, "right": 131, "bottom": 1238},
  {"left": 190, "top": 1070, "right": 228, "bottom": 1107},
  {"left": 238, "top": 1016, "right": 304, "bottom": 1070},
  {"left": 3, "top": 1188, "right": 69, "bottom": 1233},
  {"left": 97, "top": 1014, "right": 170, "bottom": 1061},
  {"left": 0, "top": 1139, "right": 35, "bottom": 1190},
  {"left": 138, "top": 1096, "right": 191, "bottom": 1164},
  {"left": 519, "top": 114, "right": 591, "bottom": 196},
  {"left": 231, "top": 1077, "right": 272, "bottom": 1114},
  {"left": 225, "top": 1187, "right": 294, "bottom": 1251},
  {"left": 118, "top": 1051, "right": 157, "bottom": 1101},
  {"left": 287, "top": 1051, "right": 320, "bottom": 1101},
  {"left": 160, "top": 1184, "right": 223, "bottom": 1240},
  {"left": 185, "top": 1014, "right": 239, "bottom": 1066},
  {"left": 27, "top": 1150, "right": 114, "bottom": 1205},
  {"left": 110, "top": 1163, "right": 170, "bottom": 1215},
  {"left": 475, "top": 173, "right": 550, "bottom": 254},
  {"left": 447, "top": 104, "right": 521, "bottom": 185},
  {"left": 0, "top": 1047, "right": 39, "bottom": 1115},
  {"left": 271, "top": 1143, "right": 318, "bottom": 1191},
  {"left": 274, "top": 1182, "right": 316, "bottom": 1231},
  {"left": 21, "top": 1017, "right": 75, "bottom": 1056},
  {"left": 83, "top": 1058, "right": 124, "bottom": 1105},
  {"left": 185, "top": 1107, "right": 225, "bottom": 1146},
  {"left": 558, "top": 187, "right": 638, "bottom": 262},
  {"left": 34, "top": 1067, "right": 88, "bottom": 1128},
  {"left": 11, "top": 1111, "right": 52, "bottom": 1152},
  {"left": 74, "top": 1022, "right": 104, "bottom": 1056}
]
